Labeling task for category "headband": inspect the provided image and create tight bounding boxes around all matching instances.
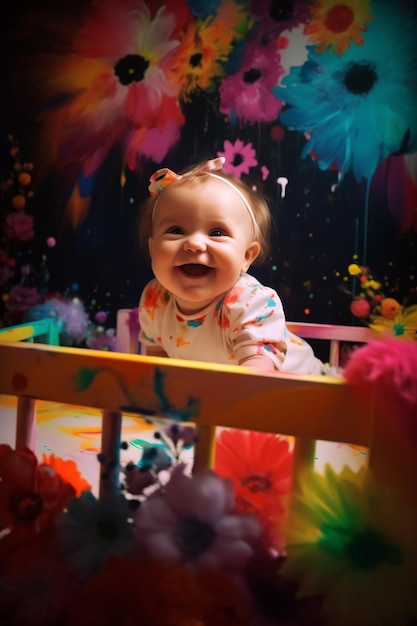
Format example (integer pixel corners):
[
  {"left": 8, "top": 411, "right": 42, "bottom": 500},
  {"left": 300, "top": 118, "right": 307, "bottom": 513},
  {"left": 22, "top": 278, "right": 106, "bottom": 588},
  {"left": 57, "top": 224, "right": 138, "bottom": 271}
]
[{"left": 148, "top": 157, "right": 259, "bottom": 237}]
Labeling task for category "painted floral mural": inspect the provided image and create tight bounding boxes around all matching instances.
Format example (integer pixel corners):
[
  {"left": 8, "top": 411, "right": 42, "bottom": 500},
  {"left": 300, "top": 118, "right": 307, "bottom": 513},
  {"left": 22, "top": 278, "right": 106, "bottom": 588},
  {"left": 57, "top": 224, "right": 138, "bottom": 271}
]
[{"left": 1, "top": 0, "right": 416, "bottom": 337}]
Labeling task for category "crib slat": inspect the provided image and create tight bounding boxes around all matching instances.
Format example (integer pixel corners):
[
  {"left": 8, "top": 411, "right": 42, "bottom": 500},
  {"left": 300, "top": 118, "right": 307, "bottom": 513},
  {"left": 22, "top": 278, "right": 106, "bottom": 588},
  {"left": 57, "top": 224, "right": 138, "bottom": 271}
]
[
  {"left": 16, "top": 396, "right": 36, "bottom": 450},
  {"left": 100, "top": 410, "right": 123, "bottom": 496}
]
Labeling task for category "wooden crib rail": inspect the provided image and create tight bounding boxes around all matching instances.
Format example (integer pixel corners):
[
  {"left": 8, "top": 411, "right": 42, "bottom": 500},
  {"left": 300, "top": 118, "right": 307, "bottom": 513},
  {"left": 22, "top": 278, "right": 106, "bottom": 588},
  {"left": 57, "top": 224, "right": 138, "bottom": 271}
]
[{"left": 0, "top": 340, "right": 415, "bottom": 509}]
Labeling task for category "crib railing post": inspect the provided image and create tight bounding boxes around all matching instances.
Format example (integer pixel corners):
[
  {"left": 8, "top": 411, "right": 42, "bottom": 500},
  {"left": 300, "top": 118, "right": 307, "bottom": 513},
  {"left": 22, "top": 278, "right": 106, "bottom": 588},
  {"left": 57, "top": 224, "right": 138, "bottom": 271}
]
[
  {"left": 16, "top": 396, "right": 36, "bottom": 450},
  {"left": 291, "top": 437, "right": 316, "bottom": 493},
  {"left": 193, "top": 424, "right": 216, "bottom": 473},
  {"left": 99, "top": 410, "right": 122, "bottom": 497}
]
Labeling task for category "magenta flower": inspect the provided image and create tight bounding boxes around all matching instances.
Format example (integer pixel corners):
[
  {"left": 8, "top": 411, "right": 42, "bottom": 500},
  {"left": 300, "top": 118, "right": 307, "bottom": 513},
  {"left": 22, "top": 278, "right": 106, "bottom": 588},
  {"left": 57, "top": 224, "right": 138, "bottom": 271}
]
[
  {"left": 219, "top": 36, "right": 284, "bottom": 124},
  {"left": 4, "top": 212, "right": 34, "bottom": 241},
  {"left": 344, "top": 337, "right": 417, "bottom": 447},
  {"left": 134, "top": 463, "right": 261, "bottom": 571},
  {"left": 218, "top": 139, "right": 258, "bottom": 178}
]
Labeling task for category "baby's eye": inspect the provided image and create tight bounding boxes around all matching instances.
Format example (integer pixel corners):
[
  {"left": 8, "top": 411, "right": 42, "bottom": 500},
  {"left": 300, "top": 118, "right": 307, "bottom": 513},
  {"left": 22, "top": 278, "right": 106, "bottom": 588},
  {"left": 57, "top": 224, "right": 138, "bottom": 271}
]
[
  {"left": 209, "top": 228, "right": 224, "bottom": 237},
  {"left": 167, "top": 226, "right": 184, "bottom": 235}
]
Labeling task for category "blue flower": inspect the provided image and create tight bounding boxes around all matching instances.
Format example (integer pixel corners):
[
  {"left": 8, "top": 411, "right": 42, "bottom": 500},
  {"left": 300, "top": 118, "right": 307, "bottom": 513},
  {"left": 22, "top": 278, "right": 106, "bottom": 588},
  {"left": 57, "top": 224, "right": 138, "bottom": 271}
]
[{"left": 275, "top": 3, "right": 417, "bottom": 181}]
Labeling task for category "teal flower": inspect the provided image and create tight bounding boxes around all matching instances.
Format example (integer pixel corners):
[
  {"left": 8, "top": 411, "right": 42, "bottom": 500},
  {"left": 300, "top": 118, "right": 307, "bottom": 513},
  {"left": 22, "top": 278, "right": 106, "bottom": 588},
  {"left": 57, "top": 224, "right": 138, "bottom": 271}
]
[
  {"left": 281, "top": 465, "right": 417, "bottom": 626},
  {"left": 275, "top": 4, "right": 417, "bottom": 181},
  {"left": 55, "top": 491, "right": 134, "bottom": 581}
]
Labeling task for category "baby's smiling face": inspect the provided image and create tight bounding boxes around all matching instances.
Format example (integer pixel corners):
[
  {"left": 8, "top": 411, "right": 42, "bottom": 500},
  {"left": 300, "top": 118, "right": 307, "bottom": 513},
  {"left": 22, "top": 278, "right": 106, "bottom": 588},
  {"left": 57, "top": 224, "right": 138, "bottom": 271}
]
[{"left": 149, "top": 177, "right": 260, "bottom": 314}]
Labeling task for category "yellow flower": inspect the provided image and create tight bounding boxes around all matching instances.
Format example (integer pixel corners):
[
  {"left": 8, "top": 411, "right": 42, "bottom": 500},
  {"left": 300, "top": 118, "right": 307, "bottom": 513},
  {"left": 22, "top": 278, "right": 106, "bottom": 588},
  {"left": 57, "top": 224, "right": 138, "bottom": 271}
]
[
  {"left": 281, "top": 465, "right": 417, "bottom": 626},
  {"left": 370, "top": 304, "right": 417, "bottom": 340},
  {"left": 169, "top": 17, "right": 235, "bottom": 102}
]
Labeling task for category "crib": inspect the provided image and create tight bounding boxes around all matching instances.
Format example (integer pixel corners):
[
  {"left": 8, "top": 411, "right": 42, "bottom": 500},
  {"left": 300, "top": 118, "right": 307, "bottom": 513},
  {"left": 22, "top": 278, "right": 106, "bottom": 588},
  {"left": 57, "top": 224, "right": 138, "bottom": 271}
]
[
  {"left": 0, "top": 315, "right": 413, "bottom": 499},
  {"left": 1, "top": 316, "right": 416, "bottom": 625}
]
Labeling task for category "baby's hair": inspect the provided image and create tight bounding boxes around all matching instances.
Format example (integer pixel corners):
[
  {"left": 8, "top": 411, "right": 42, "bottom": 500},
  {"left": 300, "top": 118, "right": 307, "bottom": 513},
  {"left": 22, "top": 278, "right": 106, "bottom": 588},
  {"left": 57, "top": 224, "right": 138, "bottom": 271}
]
[{"left": 138, "top": 160, "right": 272, "bottom": 265}]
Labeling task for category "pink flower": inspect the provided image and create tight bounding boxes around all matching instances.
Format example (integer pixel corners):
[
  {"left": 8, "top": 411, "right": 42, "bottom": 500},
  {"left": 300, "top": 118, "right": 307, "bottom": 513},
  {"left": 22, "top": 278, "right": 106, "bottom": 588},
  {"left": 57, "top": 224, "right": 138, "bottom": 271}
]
[
  {"left": 218, "top": 139, "right": 258, "bottom": 178},
  {"left": 134, "top": 463, "right": 261, "bottom": 571},
  {"left": 4, "top": 212, "right": 34, "bottom": 241},
  {"left": 343, "top": 337, "right": 417, "bottom": 447},
  {"left": 219, "top": 36, "right": 284, "bottom": 124},
  {"left": 3, "top": 285, "right": 41, "bottom": 325}
]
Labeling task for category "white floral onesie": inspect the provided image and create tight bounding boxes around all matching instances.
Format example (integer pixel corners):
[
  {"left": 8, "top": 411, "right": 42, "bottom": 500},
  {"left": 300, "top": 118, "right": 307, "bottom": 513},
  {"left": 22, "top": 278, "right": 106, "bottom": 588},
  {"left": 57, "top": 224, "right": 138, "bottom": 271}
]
[{"left": 138, "top": 273, "right": 323, "bottom": 374}]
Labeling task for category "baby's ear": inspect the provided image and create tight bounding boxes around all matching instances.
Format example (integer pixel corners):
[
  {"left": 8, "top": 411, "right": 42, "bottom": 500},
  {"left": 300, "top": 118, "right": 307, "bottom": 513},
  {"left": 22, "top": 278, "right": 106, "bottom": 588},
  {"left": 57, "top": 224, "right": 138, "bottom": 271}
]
[
  {"left": 148, "top": 238, "right": 154, "bottom": 258},
  {"left": 242, "top": 241, "right": 260, "bottom": 271}
]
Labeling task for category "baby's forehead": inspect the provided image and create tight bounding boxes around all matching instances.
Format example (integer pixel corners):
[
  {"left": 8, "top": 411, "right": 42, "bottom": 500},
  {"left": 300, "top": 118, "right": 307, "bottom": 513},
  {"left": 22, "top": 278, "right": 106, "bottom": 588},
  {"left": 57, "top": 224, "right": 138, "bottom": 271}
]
[{"left": 161, "top": 175, "right": 241, "bottom": 202}]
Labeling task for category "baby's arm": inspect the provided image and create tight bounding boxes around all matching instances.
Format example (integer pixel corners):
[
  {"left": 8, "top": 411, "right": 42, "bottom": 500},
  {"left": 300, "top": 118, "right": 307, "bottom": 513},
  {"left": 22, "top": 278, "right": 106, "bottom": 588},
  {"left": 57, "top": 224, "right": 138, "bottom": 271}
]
[
  {"left": 239, "top": 354, "right": 276, "bottom": 371},
  {"left": 145, "top": 345, "right": 169, "bottom": 358}
]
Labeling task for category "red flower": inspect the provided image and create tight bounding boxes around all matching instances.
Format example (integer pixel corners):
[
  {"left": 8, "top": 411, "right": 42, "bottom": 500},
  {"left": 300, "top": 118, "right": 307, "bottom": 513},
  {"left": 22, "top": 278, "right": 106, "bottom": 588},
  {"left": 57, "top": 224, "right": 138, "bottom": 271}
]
[
  {"left": 67, "top": 556, "right": 249, "bottom": 626},
  {"left": 0, "top": 445, "right": 75, "bottom": 538},
  {"left": 0, "top": 531, "right": 80, "bottom": 626}
]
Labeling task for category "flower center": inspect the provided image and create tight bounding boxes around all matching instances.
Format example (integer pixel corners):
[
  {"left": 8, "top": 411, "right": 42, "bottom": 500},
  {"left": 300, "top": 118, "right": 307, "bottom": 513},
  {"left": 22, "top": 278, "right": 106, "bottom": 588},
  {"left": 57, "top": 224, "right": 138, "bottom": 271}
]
[
  {"left": 342, "top": 62, "right": 377, "bottom": 95},
  {"left": 242, "top": 474, "right": 271, "bottom": 493},
  {"left": 10, "top": 490, "right": 43, "bottom": 522},
  {"left": 96, "top": 519, "right": 119, "bottom": 542},
  {"left": 174, "top": 516, "right": 216, "bottom": 556},
  {"left": 243, "top": 68, "right": 262, "bottom": 84},
  {"left": 114, "top": 54, "right": 149, "bottom": 86},
  {"left": 189, "top": 52, "right": 203, "bottom": 68},
  {"left": 268, "top": 0, "right": 294, "bottom": 22},
  {"left": 232, "top": 153, "right": 244, "bottom": 167},
  {"left": 347, "top": 529, "right": 403, "bottom": 569},
  {"left": 392, "top": 322, "right": 405, "bottom": 336},
  {"left": 324, "top": 4, "right": 354, "bottom": 33}
]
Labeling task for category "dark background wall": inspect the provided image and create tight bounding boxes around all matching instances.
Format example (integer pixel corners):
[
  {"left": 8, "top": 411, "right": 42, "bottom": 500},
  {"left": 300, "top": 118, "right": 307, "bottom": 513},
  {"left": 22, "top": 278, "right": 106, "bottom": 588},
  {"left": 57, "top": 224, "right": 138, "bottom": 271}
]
[{"left": 1, "top": 0, "right": 416, "bottom": 339}]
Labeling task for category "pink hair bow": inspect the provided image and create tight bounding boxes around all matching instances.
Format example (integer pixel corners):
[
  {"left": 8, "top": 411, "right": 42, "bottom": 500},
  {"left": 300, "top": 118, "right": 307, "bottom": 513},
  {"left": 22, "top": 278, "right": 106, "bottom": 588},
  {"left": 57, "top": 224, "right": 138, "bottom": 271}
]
[{"left": 148, "top": 157, "right": 225, "bottom": 195}]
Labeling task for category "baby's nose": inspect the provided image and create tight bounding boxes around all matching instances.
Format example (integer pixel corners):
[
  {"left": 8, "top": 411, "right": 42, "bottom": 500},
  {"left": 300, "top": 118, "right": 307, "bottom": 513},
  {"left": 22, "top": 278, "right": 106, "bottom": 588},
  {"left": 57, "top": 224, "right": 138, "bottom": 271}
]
[{"left": 184, "top": 233, "right": 207, "bottom": 252}]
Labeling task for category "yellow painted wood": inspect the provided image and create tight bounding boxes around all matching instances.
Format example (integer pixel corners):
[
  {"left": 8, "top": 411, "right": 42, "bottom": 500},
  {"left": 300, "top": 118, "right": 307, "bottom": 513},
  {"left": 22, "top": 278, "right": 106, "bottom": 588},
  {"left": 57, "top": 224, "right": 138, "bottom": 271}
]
[{"left": 0, "top": 342, "right": 372, "bottom": 446}]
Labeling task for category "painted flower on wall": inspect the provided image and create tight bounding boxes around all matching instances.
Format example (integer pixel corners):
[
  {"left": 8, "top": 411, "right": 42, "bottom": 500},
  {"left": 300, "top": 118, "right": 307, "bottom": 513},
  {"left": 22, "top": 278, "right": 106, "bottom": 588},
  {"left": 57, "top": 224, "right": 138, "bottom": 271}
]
[
  {"left": 219, "top": 35, "right": 285, "bottom": 124},
  {"left": 276, "top": 2, "right": 417, "bottom": 181},
  {"left": 26, "top": 1, "right": 186, "bottom": 187},
  {"left": 218, "top": 139, "right": 258, "bottom": 177},
  {"left": 169, "top": 3, "right": 250, "bottom": 102},
  {"left": 250, "top": 0, "right": 312, "bottom": 36},
  {"left": 303, "top": 0, "right": 374, "bottom": 55}
]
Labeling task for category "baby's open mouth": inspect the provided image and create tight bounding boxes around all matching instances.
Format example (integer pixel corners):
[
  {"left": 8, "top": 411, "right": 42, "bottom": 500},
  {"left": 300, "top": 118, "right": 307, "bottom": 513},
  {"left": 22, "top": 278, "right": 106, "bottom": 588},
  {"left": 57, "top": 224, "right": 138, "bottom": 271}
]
[{"left": 179, "top": 264, "right": 212, "bottom": 276}]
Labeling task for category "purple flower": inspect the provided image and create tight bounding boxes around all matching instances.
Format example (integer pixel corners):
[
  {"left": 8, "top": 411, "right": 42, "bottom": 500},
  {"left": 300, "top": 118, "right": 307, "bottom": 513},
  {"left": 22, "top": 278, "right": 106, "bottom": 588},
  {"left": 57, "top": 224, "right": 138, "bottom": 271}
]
[
  {"left": 5, "top": 285, "right": 42, "bottom": 314},
  {"left": 134, "top": 463, "right": 261, "bottom": 571},
  {"left": 162, "top": 423, "right": 196, "bottom": 448}
]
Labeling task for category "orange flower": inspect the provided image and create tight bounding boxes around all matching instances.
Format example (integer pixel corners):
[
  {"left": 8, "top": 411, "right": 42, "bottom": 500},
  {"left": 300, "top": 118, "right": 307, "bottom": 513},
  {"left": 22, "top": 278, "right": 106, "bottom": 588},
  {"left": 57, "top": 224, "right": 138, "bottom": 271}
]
[
  {"left": 215, "top": 429, "right": 293, "bottom": 544},
  {"left": 42, "top": 453, "right": 92, "bottom": 496}
]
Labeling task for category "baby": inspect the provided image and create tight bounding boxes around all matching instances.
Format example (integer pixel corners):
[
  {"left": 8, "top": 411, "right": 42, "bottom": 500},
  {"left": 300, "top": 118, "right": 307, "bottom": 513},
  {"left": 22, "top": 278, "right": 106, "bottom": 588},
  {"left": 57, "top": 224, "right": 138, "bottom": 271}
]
[{"left": 138, "top": 157, "right": 323, "bottom": 374}]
